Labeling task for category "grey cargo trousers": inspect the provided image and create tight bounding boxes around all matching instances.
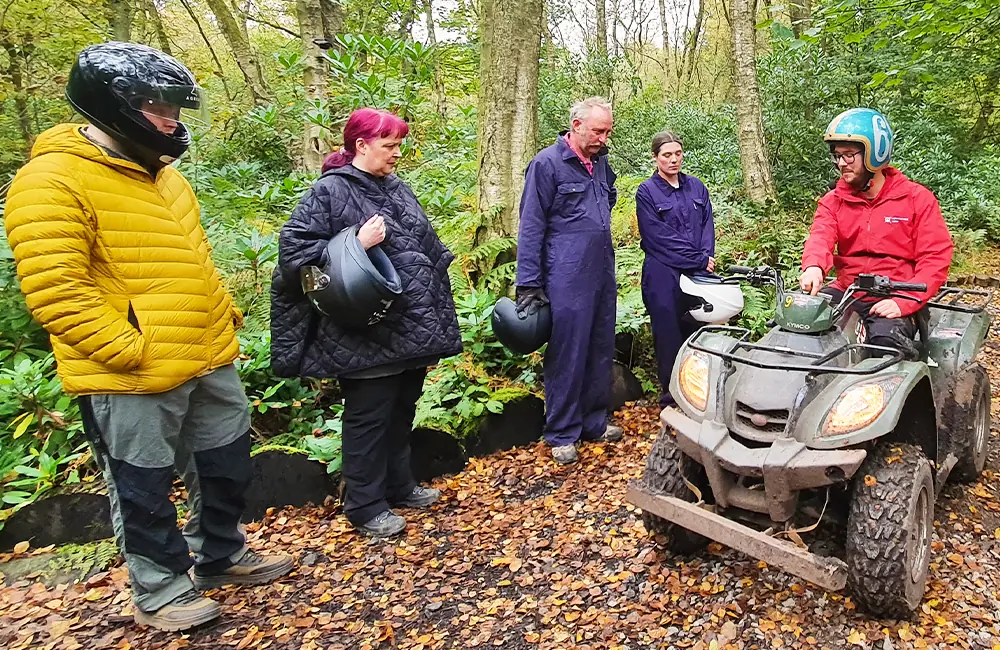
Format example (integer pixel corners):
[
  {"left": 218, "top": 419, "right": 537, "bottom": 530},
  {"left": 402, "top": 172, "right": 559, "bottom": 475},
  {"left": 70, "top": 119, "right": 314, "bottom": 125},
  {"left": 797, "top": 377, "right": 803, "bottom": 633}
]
[{"left": 79, "top": 364, "right": 252, "bottom": 613}]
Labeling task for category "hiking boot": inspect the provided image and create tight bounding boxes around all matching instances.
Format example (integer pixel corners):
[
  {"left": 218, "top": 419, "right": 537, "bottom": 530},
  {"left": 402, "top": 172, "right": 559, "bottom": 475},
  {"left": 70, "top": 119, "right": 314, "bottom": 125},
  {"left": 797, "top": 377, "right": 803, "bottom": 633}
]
[
  {"left": 392, "top": 485, "right": 441, "bottom": 508},
  {"left": 358, "top": 510, "right": 406, "bottom": 537},
  {"left": 133, "top": 589, "right": 221, "bottom": 632},
  {"left": 592, "top": 424, "right": 623, "bottom": 443},
  {"left": 551, "top": 444, "right": 578, "bottom": 465},
  {"left": 192, "top": 549, "right": 294, "bottom": 590}
]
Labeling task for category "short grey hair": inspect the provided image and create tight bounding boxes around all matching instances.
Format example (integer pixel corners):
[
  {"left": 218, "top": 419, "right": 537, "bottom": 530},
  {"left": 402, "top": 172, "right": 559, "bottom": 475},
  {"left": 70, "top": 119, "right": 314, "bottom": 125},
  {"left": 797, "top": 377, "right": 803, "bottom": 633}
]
[{"left": 569, "top": 97, "right": 613, "bottom": 125}]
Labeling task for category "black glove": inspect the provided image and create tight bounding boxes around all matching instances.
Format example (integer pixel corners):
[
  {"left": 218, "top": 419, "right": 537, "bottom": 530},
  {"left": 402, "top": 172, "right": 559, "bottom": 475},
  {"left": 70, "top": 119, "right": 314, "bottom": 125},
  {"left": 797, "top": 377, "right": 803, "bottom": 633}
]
[{"left": 515, "top": 287, "right": 549, "bottom": 315}]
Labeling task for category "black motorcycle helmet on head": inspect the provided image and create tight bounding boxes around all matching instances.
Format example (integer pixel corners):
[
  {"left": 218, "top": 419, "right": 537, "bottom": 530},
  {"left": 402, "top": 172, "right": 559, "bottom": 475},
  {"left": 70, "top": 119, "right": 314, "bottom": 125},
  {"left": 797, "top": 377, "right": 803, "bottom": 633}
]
[{"left": 66, "top": 41, "right": 204, "bottom": 170}]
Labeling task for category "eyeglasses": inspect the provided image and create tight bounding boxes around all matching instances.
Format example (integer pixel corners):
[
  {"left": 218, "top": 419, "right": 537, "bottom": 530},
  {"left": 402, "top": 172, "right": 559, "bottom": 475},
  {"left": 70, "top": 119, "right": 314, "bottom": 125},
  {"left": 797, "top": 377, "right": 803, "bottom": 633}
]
[{"left": 831, "top": 151, "right": 861, "bottom": 165}]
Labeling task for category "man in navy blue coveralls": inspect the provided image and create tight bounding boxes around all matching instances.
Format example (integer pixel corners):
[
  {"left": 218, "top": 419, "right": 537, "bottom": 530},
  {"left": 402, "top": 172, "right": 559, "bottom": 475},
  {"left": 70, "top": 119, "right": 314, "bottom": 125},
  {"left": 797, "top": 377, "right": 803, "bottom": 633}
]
[{"left": 515, "top": 97, "right": 623, "bottom": 465}]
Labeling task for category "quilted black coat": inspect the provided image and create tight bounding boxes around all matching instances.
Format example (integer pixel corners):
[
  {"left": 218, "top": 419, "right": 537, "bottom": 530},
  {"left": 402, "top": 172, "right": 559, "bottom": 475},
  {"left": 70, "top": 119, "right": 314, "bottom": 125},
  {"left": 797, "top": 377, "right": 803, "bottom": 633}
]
[{"left": 270, "top": 164, "right": 462, "bottom": 378}]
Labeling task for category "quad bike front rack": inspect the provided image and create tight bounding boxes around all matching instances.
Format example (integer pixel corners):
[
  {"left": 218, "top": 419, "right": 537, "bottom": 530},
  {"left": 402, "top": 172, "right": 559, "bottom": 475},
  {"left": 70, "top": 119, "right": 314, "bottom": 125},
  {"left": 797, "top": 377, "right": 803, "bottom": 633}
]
[{"left": 686, "top": 326, "right": 904, "bottom": 375}]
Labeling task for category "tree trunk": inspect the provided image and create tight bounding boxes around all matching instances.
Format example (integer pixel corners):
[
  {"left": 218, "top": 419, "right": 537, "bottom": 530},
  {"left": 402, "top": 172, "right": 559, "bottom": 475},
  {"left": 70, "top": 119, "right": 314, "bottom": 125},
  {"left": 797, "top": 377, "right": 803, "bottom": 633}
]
[
  {"left": 296, "top": 0, "right": 329, "bottom": 172},
  {"left": 685, "top": 0, "right": 705, "bottom": 82},
  {"left": 232, "top": 0, "right": 250, "bottom": 42},
  {"left": 141, "top": 0, "right": 172, "bottom": 53},
  {"left": 789, "top": 0, "right": 811, "bottom": 38},
  {"left": 320, "top": 0, "right": 344, "bottom": 43},
  {"left": 608, "top": 0, "right": 620, "bottom": 56},
  {"left": 676, "top": 0, "right": 693, "bottom": 96},
  {"left": 731, "top": 0, "right": 776, "bottom": 204},
  {"left": 203, "top": 0, "right": 270, "bottom": 103},
  {"left": 0, "top": 31, "right": 32, "bottom": 155},
  {"left": 107, "top": 0, "right": 133, "bottom": 41},
  {"left": 179, "top": 0, "right": 233, "bottom": 100},
  {"left": 476, "top": 0, "right": 543, "bottom": 257},
  {"left": 970, "top": 67, "right": 1000, "bottom": 146},
  {"left": 595, "top": 0, "right": 607, "bottom": 57},
  {"left": 657, "top": 0, "right": 669, "bottom": 100},
  {"left": 510, "top": 0, "right": 542, "bottom": 218},
  {"left": 422, "top": 0, "right": 447, "bottom": 119},
  {"left": 398, "top": 0, "right": 415, "bottom": 40}
]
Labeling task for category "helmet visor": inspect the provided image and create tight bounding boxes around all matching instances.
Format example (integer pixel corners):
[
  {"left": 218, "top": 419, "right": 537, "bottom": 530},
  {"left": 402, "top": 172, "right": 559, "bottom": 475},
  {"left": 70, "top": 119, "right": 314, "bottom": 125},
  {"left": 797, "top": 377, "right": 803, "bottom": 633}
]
[{"left": 117, "top": 81, "right": 209, "bottom": 129}]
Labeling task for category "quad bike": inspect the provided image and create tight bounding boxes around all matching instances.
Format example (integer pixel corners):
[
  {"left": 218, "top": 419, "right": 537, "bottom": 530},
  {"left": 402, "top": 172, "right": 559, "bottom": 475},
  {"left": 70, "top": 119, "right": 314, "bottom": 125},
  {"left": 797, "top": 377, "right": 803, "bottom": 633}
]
[{"left": 627, "top": 265, "right": 993, "bottom": 618}]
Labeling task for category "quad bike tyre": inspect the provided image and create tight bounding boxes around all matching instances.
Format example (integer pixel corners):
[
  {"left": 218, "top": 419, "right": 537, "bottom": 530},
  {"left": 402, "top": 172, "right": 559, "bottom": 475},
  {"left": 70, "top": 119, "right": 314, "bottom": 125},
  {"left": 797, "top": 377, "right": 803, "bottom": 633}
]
[
  {"left": 845, "top": 443, "right": 934, "bottom": 618},
  {"left": 947, "top": 363, "right": 991, "bottom": 483},
  {"left": 640, "top": 425, "right": 712, "bottom": 554}
]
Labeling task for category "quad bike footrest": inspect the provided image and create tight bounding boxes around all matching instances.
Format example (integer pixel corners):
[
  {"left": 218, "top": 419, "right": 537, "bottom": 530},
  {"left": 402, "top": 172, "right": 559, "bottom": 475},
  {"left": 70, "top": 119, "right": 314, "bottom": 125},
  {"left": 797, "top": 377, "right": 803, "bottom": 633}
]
[{"left": 663, "top": 409, "right": 868, "bottom": 522}]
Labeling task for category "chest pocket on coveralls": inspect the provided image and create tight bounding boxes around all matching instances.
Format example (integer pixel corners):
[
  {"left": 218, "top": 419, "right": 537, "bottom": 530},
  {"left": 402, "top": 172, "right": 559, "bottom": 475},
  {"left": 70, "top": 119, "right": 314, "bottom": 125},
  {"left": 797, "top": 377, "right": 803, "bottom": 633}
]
[
  {"left": 554, "top": 182, "right": 588, "bottom": 220},
  {"left": 654, "top": 200, "right": 685, "bottom": 232}
]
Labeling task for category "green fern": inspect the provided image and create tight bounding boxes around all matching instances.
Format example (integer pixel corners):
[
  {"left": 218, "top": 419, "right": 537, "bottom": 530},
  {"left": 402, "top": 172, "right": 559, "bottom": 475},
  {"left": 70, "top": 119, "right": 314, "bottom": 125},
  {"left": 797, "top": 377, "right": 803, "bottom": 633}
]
[
  {"left": 469, "top": 236, "right": 516, "bottom": 263},
  {"left": 448, "top": 263, "right": 472, "bottom": 293},
  {"left": 448, "top": 237, "right": 518, "bottom": 295},
  {"left": 483, "top": 261, "right": 517, "bottom": 292}
]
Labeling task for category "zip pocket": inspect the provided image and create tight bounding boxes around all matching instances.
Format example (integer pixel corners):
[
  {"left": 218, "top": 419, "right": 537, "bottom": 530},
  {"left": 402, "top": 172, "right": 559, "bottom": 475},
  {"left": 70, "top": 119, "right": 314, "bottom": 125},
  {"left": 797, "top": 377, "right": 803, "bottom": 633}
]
[{"left": 127, "top": 302, "right": 141, "bottom": 333}]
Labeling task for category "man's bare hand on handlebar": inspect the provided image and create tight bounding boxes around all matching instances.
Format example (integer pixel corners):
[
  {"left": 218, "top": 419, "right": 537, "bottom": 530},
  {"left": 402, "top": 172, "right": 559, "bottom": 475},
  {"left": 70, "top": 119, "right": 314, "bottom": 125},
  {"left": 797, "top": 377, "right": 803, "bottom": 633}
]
[
  {"left": 799, "top": 266, "right": 824, "bottom": 295},
  {"left": 869, "top": 299, "right": 902, "bottom": 319}
]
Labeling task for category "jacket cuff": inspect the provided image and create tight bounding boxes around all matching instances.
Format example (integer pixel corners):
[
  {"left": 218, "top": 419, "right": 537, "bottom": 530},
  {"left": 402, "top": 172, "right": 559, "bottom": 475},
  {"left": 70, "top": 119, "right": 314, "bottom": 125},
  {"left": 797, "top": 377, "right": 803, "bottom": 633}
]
[
  {"left": 515, "top": 278, "right": 543, "bottom": 289},
  {"left": 893, "top": 297, "right": 922, "bottom": 318},
  {"left": 800, "top": 258, "right": 826, "bottom": 273}
]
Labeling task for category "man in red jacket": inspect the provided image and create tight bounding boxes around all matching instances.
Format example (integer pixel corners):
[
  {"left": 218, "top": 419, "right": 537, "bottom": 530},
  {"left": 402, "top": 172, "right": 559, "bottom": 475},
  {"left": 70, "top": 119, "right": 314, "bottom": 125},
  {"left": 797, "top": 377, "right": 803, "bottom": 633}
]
[{"left": 800, "top": 108, "right": 953, "bottom": 354}]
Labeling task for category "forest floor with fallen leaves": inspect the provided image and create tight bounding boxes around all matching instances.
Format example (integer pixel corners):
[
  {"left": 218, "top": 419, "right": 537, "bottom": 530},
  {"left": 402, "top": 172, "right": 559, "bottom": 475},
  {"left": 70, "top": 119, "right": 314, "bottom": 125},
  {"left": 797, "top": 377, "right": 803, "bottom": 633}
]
[{"left": 6, "top": 313, "right": 1000, "bottom": 649}]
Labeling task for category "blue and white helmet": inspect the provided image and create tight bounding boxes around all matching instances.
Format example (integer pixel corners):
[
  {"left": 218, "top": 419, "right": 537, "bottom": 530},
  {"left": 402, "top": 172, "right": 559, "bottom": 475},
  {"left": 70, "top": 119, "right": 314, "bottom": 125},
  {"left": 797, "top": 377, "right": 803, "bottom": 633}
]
[{"left": 823, "top": 108, "right": 894, "bottom": 172}]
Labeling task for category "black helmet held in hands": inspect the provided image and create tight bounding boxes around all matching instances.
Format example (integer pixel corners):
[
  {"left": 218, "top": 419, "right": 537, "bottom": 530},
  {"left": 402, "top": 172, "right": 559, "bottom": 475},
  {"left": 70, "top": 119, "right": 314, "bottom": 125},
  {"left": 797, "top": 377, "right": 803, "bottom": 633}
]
[
  {"left": 66, "top": 41, "right": 204, "bottom": 169},
  {"left": 301, "top": 225, "right": 403, "bottom": 329},
  {"left": 491, "top": 297, "right": 552, "bottom": 354}
]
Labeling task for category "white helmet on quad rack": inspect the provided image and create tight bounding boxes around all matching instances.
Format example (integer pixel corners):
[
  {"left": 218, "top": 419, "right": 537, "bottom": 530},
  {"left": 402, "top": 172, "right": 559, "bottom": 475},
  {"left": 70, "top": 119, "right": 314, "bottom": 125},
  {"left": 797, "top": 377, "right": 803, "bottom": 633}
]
[{"left": 680, "top": 274, "right": 745, "bottom": 324}]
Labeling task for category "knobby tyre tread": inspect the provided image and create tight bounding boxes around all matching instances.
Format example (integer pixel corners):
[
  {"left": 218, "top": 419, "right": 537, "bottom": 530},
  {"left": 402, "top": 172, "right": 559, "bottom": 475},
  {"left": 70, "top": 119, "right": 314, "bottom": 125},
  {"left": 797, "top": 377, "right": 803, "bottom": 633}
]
[
  {"left": 845, "top": 442, "right": 934, "bottom": 618},
  {"left": 640, "top": 425, "right": 711, "bottom": 555}
]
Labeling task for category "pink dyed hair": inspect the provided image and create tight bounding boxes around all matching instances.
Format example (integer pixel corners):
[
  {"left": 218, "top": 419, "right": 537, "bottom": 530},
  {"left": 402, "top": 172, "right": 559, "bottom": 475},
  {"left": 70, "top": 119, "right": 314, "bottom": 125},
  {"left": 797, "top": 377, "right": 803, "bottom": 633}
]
[{"left": 322, "top": 108, "right": 410, "bottom": 172}]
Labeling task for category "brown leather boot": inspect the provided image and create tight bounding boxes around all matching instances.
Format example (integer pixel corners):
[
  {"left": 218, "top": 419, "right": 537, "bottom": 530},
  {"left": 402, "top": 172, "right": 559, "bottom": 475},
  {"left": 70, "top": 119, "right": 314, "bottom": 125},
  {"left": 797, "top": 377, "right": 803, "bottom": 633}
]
[
  {"left": 192, "top": 549, "right": 294, "bottom": 590},
  {"left": 133, "top": 590, "right": 221, "bottom": 631}
]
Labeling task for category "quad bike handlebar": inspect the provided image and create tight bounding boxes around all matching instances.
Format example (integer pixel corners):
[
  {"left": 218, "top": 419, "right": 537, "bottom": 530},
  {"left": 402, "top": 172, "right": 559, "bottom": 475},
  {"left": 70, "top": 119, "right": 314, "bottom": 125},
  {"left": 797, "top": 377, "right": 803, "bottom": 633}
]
[
  {"left": 724, "top": 265, "right": 927, "bottom": 315},
  {"left": 853, "top": 274, "right": 927, "bottom": 296},
  {"left": 686, "top": 325, "right": 905, "bottom": 375}
]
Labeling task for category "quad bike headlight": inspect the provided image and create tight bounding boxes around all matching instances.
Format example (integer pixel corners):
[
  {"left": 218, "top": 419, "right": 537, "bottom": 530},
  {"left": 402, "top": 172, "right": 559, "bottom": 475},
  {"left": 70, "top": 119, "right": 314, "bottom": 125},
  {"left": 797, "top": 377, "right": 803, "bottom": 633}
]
[
  {"left": 678, "top": 351, "right": 710, "bottom": 411},
  {"left": 822, "top": 376, "right": 904, "bottom": 436}
]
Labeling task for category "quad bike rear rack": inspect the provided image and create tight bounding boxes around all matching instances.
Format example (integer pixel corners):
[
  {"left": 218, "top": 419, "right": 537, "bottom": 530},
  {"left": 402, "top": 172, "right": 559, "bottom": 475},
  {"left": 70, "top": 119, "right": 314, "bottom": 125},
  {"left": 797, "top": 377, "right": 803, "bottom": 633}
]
[
  {"left": 687, "top": 326, "right": 904, "bottom": 375},
  {"left": 928, "top": 286, "right": 994, "bottom": 314}
]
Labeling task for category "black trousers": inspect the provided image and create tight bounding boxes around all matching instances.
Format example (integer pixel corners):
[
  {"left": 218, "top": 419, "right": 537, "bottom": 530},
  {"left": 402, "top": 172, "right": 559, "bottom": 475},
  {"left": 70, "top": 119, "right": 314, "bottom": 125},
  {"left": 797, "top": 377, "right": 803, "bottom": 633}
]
[
  {"left": 340, "top": 368, "right": 426, "bottom": 526},
  {"left": 821, "top": 287, "right": 920, "bottom": 356}
]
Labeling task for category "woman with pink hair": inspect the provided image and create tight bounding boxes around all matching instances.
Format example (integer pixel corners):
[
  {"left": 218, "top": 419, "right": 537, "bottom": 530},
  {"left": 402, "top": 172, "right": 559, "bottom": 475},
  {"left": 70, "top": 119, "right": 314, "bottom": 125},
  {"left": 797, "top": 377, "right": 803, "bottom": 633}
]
[{"left": 271, "top": 108, "right": 462, "bottom": 537}]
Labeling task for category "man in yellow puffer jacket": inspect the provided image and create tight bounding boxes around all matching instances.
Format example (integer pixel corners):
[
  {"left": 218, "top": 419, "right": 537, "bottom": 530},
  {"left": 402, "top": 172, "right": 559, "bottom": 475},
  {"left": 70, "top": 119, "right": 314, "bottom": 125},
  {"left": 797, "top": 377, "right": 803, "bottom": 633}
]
[{"left": 5, "top": 42, "right": 292, "bottom": 632}]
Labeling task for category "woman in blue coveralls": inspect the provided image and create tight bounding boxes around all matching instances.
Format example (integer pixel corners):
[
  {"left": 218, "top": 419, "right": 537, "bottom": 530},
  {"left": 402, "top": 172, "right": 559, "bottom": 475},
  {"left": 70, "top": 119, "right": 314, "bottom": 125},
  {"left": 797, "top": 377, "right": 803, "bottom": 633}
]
[{"left": 635, "top": 131, "right": 716, "bottom": 408}]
